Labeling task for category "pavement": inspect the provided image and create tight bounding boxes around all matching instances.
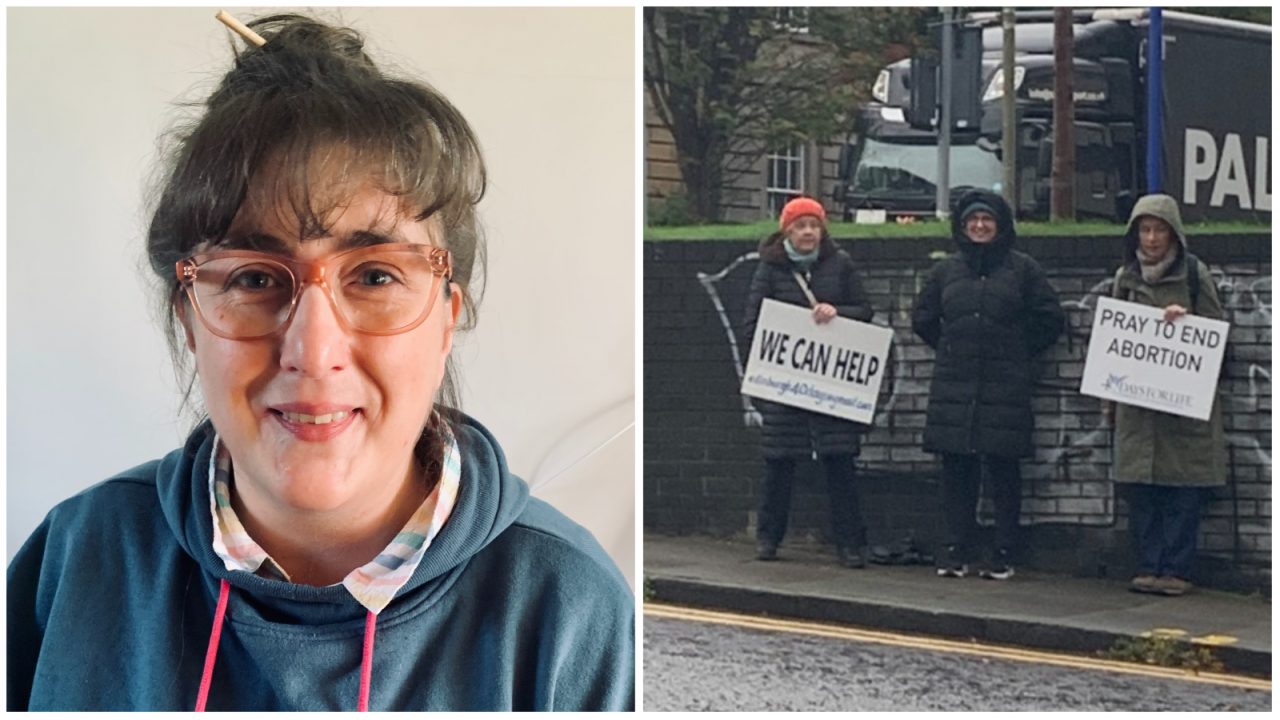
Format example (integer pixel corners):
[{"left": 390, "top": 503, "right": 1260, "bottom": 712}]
[{"left": 645, "top": 534, "right": 1272, "bottom": 677}]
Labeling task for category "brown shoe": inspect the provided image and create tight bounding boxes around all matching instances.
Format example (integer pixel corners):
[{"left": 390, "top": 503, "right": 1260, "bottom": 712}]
[
  {"left": 1129, "top": 575, "right": 1160, "bottom": 594},
  {"left": 756, "top": 541, "right": 779, "bottom": 561},
  {"left": 1155, "top": 576, "right": 1193, "bottom": 596}
]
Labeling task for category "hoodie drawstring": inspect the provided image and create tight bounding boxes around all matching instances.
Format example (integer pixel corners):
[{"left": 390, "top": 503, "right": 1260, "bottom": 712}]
[
  {"left": 194, "top": 579, "right": 380, "bottom": 711},
  {"left": 195, "top": 579, "right": 230, "bottom": 712},
  {"left": 358, "top": 611, "right": 377, "bottom": 711}
]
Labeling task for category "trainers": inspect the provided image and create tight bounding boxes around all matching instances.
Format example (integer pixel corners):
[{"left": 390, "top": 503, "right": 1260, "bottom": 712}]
[
  {"left": 1155, "top": 576, "right": 1192, "bottom": 596},
  {"left": 838, "top": 546, "right": 866, "bottom": 569},
  {"left": 979, "top": 550, "right": 1015, "bottom": 580},
  {"left": 756, "top": 541, "right": 778, "bottom": 561},
  {"left": 1129, "top": 575, "right": 1160, "bottom": 594},
  {"left": 979, "top": 563, "right": 1014, "bottom": 580},
  {"left": 935, "top": 546, "right": 967, "bottom": 578}
]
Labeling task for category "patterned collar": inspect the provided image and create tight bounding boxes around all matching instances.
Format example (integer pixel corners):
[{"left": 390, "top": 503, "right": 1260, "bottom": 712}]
[{"left": 207, "top": 422, "right": 461, "bottom": 615}]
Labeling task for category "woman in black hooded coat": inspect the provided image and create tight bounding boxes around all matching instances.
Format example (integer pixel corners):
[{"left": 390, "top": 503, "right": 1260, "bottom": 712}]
[
  {"left": 741, "top": 197, "right": 875, "bottom": 568},
  {"left": 912, "top": 190, "right": 1064, "bottom": 580}
]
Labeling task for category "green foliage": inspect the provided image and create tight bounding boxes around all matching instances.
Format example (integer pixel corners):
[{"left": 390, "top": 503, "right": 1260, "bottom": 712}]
[
  {"left": 644, "top": 219, "right": 1270, "bottom": 241},
  {"left": 647, "top": 191, "right": 699, "bottom": 227},
  {"left": 1100, "top": 635, "right": 1226, "bottom": 673},
  {"left": 643, "top": 576, "right": 656, "bottom": 602},
  {"left": 649, "top": 219, "right": 946, "bottom": 240}
]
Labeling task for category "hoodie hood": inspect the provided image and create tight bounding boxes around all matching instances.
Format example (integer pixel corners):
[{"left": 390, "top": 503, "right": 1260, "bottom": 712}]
[
  {"left": 1123, "top": 193, "right": 1188, "bottom": 267},
  {"left": 951, "top": 189, "right": 1016, "bottom": 272},
  {"left": 155, "top": 414, "right": 529, "bottom": 623}
]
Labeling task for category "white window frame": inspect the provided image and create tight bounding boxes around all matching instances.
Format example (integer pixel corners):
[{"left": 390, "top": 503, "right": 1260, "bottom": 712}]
[
  {"left": 765, "top": 143, "right": 805, "bottom": 217},
  {"left": 771, "top": 7, "right": 810, "bottom": 34}
]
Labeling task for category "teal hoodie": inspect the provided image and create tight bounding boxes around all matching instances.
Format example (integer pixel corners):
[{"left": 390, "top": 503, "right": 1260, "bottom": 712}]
[{"left": 8, "top": 416, "right": 634, "bottom": 710}]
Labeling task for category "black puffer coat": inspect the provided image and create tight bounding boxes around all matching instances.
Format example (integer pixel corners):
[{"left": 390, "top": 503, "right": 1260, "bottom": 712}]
[
  {"left": 911, "top": 190, "right": 1064, "bottom": 458},
  {"left": 742, "top": 233, "right": 875, "bottom": 459}
]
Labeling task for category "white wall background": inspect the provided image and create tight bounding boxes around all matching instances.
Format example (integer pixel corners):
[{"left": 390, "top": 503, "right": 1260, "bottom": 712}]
[{"left": 6, "top": 7, "right": 636, "bottom": 587}]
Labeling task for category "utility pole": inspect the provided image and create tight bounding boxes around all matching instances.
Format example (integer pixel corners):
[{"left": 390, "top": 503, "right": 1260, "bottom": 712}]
[
  {"left": 936, "top": 6, "right": 953, "bottom": 219},
  {"left": 1051, "top": 7, "right": 1075, "bottom": 221},
  {"left": 1001, "top": 8, "right": 1017, "bottom": 210},
  {"left": 1146, "top": 7, "right": 1164, "bottom": 193}
]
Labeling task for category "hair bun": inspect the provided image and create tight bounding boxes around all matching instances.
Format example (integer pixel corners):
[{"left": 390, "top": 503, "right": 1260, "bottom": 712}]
[
  {"left": 249, "top": 14, "right": 368, "bottom": 58},
  {"left": 221, "top": 14, "right": 374, "bottom": 92}
]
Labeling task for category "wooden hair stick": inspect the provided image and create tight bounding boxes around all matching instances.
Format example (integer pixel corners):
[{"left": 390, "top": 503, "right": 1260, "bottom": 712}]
[{"left": 215, "top": 10, "right": 266, "bottom": 47}]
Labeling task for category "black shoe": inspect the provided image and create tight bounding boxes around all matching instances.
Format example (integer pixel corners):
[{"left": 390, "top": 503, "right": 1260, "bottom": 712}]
[
  {"left": 756, "top": 541, "right": 778, "bottom": 561},
  {"left": 935, "top": 545, "right": 967, "bottom": 578},
  {"left": 979, "top": 549, "right": 1015, "bottom": 580},
  {"left": 838, "top": 546, "right": 866, "bottom": 569}
]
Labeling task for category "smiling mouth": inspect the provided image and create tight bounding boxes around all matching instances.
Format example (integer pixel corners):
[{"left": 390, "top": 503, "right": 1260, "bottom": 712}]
[
  {"left": 267, "top": 407, "right": 362, "bottom": 441},
  {"left": 277, "top": 410, "right": 350, "bottom": 425},
  {"left": 269, "top": 408, "right": 361, "bottom": 424}
]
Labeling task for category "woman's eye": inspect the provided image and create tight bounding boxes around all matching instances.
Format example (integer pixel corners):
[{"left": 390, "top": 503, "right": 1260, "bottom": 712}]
[
  {"left": 230, "top": 270, "right": 280, "bottom": 290},
  {"left": 358, "top": 268, "right": 399, "bottom": 286}
]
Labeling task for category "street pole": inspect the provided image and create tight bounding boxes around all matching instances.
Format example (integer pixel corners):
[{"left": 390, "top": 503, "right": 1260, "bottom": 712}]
[
  {"left": 1051, "top": 7, "right": 1076, "bottom": 221},
  {"left": 1146, "top": 7, "right": 1164, "bottom": 193},
  {"left": 1002, "top": 8, "right": 1017, "bottom": 211},
  {"left": 936, "top": 7, "right": 953, "bottom": 220}
]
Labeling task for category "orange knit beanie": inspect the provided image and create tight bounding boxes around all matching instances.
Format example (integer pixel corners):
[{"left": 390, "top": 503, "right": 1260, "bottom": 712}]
[{"left": 779, "top": 197, "right": 826, "bottom": 230}]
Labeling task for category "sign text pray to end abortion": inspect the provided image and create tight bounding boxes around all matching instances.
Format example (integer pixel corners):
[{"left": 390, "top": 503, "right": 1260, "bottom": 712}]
[
  {"left": 1080, "top": 296, "right": 1229, "bottom": 420},
  {"left": 741, "top": 299, "right": 893, "bottom": 424}
]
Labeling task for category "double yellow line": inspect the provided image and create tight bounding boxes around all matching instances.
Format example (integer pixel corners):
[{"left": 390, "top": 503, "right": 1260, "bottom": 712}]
[{"left": 645, "top": 603, "right": 1271, "bottom": 692}]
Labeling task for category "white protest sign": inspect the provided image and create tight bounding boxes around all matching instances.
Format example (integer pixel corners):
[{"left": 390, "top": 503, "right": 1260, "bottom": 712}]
[
  {"left": 1080, "top": 296, "right": 1229, "bottom": 420},
  {"left": 741, "top": 299, "right": 894, "bottom": 424}
]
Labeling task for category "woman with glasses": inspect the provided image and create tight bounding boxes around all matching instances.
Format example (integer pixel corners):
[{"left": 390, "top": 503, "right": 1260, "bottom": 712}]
[
  {"left": 8, "top": 14, "right": 632, "bottom": 711},
  {"left": 912, "top": 190, "right": 1064, "bottom": 582}
]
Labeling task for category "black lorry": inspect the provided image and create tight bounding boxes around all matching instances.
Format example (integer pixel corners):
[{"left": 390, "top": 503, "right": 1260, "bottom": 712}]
[{"left": 837, "top": 9, "right": 1271, "bottom": 222}]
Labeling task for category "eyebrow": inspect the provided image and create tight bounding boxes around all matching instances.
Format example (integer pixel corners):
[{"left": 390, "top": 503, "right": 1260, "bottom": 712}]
[{"left": 217, "top": 229, "right": 411, "bottom": 253}]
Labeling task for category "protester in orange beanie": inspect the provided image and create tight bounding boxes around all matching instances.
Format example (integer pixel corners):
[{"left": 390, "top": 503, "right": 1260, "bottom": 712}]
[{"left": 742, "top": 195, "right": 875, "bottom": 568}]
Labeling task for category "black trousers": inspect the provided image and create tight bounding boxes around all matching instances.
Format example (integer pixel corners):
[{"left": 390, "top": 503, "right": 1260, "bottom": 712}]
[
  {"left": 940, "top": 453, "right": 1022, "bottom": 560},
  {"left": 1124, "top": 484, "right": 1204, "bottom": 580},
  {"left": 757, "top": 455, "right": 866, "bottom": 550}
]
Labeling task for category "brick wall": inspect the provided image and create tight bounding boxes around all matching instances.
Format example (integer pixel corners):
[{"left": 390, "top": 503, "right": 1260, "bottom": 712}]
[{"left": 644, "top": 235, "right": 1272, "bottom": 591}]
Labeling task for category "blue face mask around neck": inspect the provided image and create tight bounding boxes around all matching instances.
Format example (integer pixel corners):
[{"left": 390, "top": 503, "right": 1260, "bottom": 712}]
[{"left": 783, "top": 237, "right": 819, "bottom": 267}]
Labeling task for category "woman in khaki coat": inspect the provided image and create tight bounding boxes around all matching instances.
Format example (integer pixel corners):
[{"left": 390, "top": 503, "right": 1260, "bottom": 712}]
[{"left": 1105, "top": 194, "right": 1226, "bottom": 597}]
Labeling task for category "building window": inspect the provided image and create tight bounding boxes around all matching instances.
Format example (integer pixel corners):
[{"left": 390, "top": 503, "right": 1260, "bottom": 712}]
[{"left": 766, "top": 144, "right": 805, "bottom": 217}]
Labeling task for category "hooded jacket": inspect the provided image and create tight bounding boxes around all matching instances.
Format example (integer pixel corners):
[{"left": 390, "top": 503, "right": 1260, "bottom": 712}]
[
  {"left": 7, "top": 416, "right": 634, "bottom": 711},
  {"left": 1111, "top": 194, "right": 1226, "bottom": 487},
  {"left": 742, "top": 232, "right": 875, "bottom": 458},
  {"left": 911, "top": 190, "right": 1064, "bottom": 457}
]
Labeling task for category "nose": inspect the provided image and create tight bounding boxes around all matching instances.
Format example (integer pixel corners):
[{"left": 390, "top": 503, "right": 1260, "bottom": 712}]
[{"left": 278, "top": 284, "right": 351, "bottom": 377}]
